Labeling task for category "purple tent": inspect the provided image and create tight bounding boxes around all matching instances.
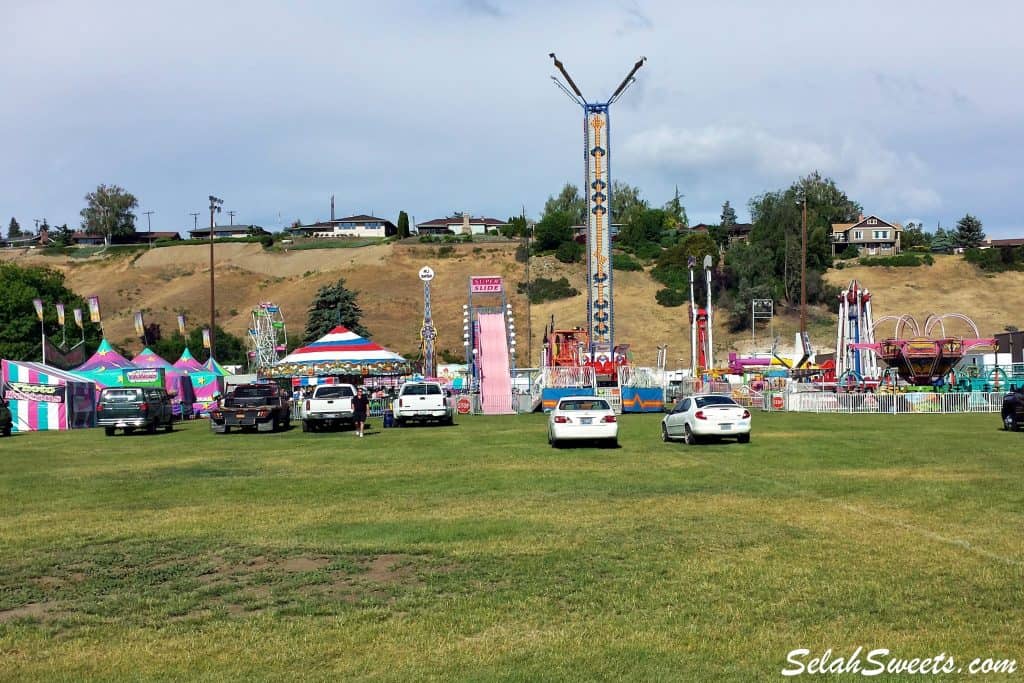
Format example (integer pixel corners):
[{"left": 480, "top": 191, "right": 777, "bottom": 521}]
[
  {"left": 77, "top": 339, "right": 136, "bottom": 373},
  {"left": 173, "top": 348, "right": 204, "bottom": 372}
]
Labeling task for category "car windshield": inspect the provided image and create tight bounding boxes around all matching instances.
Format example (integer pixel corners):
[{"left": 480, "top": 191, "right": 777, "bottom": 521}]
[
  {"left": 233, "top": 386, "right": 276, "bottom": 398},
  {"left": 559, "top": 400, "right": 610, "bottom": 411},
  {"left": 694, "top": 396, "right": 738, "bottom": 408},
  {"left": 101, "top": 389, "right": 143, "bottom": 403},
  {"left": 316, "top": 386, "right": 354, "bottom": 398},
  {"left": 403, "top": 384, "right": 442, "bottom": 395}
]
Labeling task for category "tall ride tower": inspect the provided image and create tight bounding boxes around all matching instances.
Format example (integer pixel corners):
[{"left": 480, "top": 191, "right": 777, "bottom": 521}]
[{"left": 549, "top": 53, "right": 646, "bottom": 358}]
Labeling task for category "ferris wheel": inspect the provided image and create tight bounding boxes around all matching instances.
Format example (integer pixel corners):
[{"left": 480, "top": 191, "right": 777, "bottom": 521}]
[{"left": 248, "top": 302, "right": 288, "bottom": 371}]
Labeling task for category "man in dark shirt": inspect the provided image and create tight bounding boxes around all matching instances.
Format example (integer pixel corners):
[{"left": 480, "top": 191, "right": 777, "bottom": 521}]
[{"left": 352, "top": 386, "right": 370, "bottom": 438}]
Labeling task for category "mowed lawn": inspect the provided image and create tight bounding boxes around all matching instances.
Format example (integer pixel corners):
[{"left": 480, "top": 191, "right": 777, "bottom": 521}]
[{"left": 1, "top": 412, "right": 1022, "bottom": 681}]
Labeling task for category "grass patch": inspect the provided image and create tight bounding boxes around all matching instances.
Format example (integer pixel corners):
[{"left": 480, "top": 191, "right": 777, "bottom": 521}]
[
  {"left": 1, "top": 414, "right": 1022, "bottom": 679},
  {"left": 284, "top": 238, "right": 385, "bottom": 251}
]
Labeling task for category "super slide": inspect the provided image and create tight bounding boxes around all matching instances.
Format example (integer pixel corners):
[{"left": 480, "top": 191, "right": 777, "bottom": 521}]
[{"left": 477, "top": 312, "right": 515, "bottom": 414}]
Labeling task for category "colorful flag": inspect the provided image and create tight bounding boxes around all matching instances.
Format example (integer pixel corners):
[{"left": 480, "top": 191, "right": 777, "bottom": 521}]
[
  {"left": 87, "top": 296, "right": 101, "bottom": 323},
  {"left": 73, "top": 308, "right": 84, "bottom": 329},
  {"left": 32, "top": 298, "right": 43, "bottom": 321},
  {"left": 133, "top": 311, "right": 145, "bottom": 337},
  {"left": 202, "top": 327, "right": 211, "bottom": 349},
  {"left": 177, "top": 314, "right": 186, "bottom": 336},
  {"left": 56, "top": 303, "right": 65, "bottom": 327}
]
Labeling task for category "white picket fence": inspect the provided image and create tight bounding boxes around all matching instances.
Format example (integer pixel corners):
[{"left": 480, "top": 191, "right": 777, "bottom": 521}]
[{"left": 763, "top": 391, "right": 1005, "bottom": 414}]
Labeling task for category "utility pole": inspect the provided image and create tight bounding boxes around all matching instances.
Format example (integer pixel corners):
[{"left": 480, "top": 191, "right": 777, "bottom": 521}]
[
  {"left": 228, "top": 210, "right": 236, "bottom": 226},
  {"left": 144, "top": 210, "right": 154, "bottom": 248},
  {"left": 800, "top": 196, "right": 808, "bottom": 336},
  {"left": 208, "top": 195, "right": 223, "bottom": 358},
  {"left": 190, "top": 212, "right": 200, "bottom": 232}
]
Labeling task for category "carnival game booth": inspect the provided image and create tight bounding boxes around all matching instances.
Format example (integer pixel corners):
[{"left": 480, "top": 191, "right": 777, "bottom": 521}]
[
  {"left": 173, "top": 348, "right": 224, "bottom": 416},
  {"left": 1, "top": 360, "right": 97, "bottom": 432},
  {"left": 262, "top": 326, "right": 411, "bottom": 386},
  {"left": 132, "top": 348, "right": 197, "bottom": 418}
]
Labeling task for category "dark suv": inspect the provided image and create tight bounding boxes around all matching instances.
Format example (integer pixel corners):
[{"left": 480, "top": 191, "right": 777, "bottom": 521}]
[
  {"left": 1002, "top": 387, "right": 1024, "bottom": 432},
  {"left": 97, "top": 387, "right": 175, "bottom": 436},
  {"left": 0, "top": 398, "right": 12, "bottom": 437}
]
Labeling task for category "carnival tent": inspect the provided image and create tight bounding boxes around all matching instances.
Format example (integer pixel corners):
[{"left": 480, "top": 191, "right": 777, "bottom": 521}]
[
  {"left": 74, "top": 339, "right": 139, "bottom": 388},
  {"left": 2, "top": 360, "right": 97, "bottom": 432},
  {"left": 173, "top": 348, "right": 204, "bottom": 373},
  {"left": 203, "top": 356, "right": 231, "bottom": 376},
  {"left": 263, "top": 326, "right": 411, "bottom": 378},
  {"left": 173, "top": 348, "right": 222, "bottom": 415},
  {"left": 132, "top": 348, "right": 197, "bottom": 417}
]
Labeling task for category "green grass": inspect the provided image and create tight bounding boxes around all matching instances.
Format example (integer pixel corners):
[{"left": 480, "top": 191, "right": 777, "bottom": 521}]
[
  {"left": 283, "top": 238, "right": 386, "bottom": 251},
  {"left": 1, "top": 413, "right": 1022, "bottom": 681}
]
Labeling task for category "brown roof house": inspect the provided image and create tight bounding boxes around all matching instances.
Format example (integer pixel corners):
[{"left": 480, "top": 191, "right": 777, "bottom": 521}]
[{"left": 831, "top": 215, "right": 902, "bottom": 257}]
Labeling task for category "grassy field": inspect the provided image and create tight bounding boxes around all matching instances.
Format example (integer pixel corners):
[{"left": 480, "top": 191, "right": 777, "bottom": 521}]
[{"left": 1, "top": 412, "right": 1022, "bottom": 681}]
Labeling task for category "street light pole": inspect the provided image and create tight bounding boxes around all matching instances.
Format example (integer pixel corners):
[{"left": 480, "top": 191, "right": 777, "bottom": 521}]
[{"left": 208, "top": 195, "right": 223, "bottom": 358}]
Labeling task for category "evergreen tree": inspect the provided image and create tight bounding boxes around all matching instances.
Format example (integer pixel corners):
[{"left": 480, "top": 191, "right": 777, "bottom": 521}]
[
  {"left": 532, "top": 209, "right": 575, "bottom": 252},
  {"left": 901, "top": 221, "right": 929, "bottom": 250},
  {"left": 954, "top": 213, "right": 985, "bottom": 248},
  {"left": 7, "top": 218, "right": 21, "bottom": 239},
  {"left": 303, "top": 277, "right": 370, "bottom": 343},
  {"left": 720, "top": 200, "right": 737, "bottom": 228},
  {"left": 663, "top": 186, "right": 688, "bottom": 229},
  {"left": 931, "top": 226, "right": 955, "bottom": 253},
  {"left": 542, "top": 183, "right": 585, "bottom": 224},
  {"left": 397, "top": 211, "right": 410, "bottom": 239}
]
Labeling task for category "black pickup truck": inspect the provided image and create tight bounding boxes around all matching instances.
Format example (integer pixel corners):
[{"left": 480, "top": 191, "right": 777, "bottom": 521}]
[
  {"left": 1001, "top": 387, "right": 1024, "bottom": 432},
  {"left": 210, "top": 383, "right": 291, "bottom": 433}
]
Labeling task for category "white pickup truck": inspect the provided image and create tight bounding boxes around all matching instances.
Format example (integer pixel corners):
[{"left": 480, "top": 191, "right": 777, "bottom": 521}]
[
  {"left": 299, "top": 384, "right": 357, "bottom": 432},
  {"left": 393, "top": 381, "right": 454, "bottom": 426}
]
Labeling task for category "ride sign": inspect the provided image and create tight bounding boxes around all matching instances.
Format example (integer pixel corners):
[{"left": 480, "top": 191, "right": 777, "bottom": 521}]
[{"left": 470, "top": 276, "right": 502, "bottom": 293}]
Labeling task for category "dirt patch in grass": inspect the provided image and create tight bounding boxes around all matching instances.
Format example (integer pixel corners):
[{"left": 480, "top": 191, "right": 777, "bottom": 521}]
[
  {"left": 836, "top": 468, "right": 995, "bottom": 482},
  {"left": 0, "top": 601, "right": 61, "bottom": 623},
  {"left": 363, "top": 554, "right": 417, "bottom": 584}
]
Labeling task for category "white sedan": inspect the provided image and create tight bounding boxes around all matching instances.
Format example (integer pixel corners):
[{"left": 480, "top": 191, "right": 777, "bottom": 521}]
[
  {"left": 662, "top": 394, "right": 751, "bottom": 444},
  {"left": 548, "top": 396, "right": 618, "bottom": 448}
]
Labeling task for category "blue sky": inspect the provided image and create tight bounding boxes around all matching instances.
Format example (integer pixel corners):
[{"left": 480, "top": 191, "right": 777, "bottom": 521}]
[{"left": 3, "top": 0, "right": 1022, "bottom": 236}]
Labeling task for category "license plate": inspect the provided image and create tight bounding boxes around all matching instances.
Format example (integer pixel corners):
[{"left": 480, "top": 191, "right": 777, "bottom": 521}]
[
  {"left": 581, "top": 417, "right": 592, "bottom": 425},
  {"left": 323, "top": 413, "right": 339, "bottom": 419},
  {"left": 236, "top": 413, "right": 246, "bottom": 419},
  {"left": 720, "top": 423, "right": 732, "bottom": 430},
  {"left": 115, "top": 422, "right": 127, "bottom": 428}
]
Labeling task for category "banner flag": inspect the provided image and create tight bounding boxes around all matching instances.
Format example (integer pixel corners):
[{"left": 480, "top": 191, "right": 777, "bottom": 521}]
[
  {"left": 133, "top": 312, "right": 145, "bottom": 337},
  {"left": 202, "top": 327, "right": 211, "bottom": 349},
  {"left": 73, "top": 308, "right": 84, "bottom": 329},
  {"left": 87, "top": 296, "right": 101, "bottom": 323},
  {"left": 56, "top": 303, "right": 65, "bottom": 327},
  {"left": 177, "top": 314, "right": 186, "bottom": 336},
  {"left": 32, "top": 298, "right": 43, "bottom": 321}
]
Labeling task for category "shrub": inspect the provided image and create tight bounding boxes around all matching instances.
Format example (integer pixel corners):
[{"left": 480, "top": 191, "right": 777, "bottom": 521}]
[
  {"left": 634, "top": 241, "right": 663, "bottom": 260},
  {"left": 418, "top": 234, "right": 436, "bottom": 243},
  {"left": 437, "top": 245, "right": 455, "bottom": 258},
  {"left": 858, "top": 254, "right": 930, "bottom": 267},
  {"left": 260, "top": 234, "right": 274, "bottom": 248},
  {"left": 516, "top": 277, "right": 580, "bottom": 304},
  {"left": 555, "top": 240, "right": 584, "bottom": 264},
  {"left": 655, "top": 287, "right": 688, "bottom": 307},
  {"left": 612, "top": 253, "right": 643, "bottom": 271}
]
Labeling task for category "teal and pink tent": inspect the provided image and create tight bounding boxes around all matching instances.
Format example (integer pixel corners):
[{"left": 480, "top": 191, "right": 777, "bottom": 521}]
[
  {"left": 75, "top": 339, "right": 139, "bottom": 389},
  {"left": 132, "top": 347, "right": 196, "bottom": 417},
  {"left": 2, "top": 360, "right": 97, "bottom": 432},
  {"left": 173, "top": 348, "right": 223, "bottom": 415}
]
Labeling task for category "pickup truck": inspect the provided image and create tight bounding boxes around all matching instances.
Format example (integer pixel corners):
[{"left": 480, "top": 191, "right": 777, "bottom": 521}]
[
  {"left": 393, "top": 381, "right": 454, "bottom": 426},
  {"left": 1002, "top": 387, "right": 1024, "bottom": 431},
  {"left": 299, "top": 384, "right": 357, "bottom": 432},
  {"left": 210, "top": 383, "right": 290, "bottom": 433}
]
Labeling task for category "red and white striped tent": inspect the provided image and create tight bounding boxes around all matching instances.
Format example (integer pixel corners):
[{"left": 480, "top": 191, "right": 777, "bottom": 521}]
[{"left": 262, "top": 326, "right": 411, "bottom": 378}]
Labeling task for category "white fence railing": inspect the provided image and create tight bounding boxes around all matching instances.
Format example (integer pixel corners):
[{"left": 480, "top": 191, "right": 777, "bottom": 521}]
[
  {"left": 763, "top": 391, "right": 1004, "bottom": 414},
  {"left": 618, "top": 366, "right": 664, "bottom": 389},
  {"left": 540, "top": 366, "right": 596, "bottom": 389}
]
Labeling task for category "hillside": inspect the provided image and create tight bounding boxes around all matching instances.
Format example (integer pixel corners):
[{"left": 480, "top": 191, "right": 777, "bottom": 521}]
[{"left": 3, "top": 246, "right": 1022, "bottom": 367}]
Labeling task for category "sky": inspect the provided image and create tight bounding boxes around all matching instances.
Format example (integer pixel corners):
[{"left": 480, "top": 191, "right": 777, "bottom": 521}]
[{"left": 3, "top": 0, "right": 1023, "bottom": 237}]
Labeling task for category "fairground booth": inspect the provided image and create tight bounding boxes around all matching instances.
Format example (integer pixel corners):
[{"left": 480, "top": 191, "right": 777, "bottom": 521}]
[
  {"left": 1, "top": 360, "right": 97, "bottom": 432},
  {"left": 132, "top": 347, "right": 197, "bottom": 418},
  {"left": 172, "top": 348, "right": 224, "bottom": 416}
]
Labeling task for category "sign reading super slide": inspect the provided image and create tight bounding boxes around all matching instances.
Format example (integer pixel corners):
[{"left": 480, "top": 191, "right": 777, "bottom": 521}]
[
  {"left": 585, "top": 106, "right": 613, "bottom": 352},
  {"left": 470, "top": 276, "right": 503, "bottom": 293}
]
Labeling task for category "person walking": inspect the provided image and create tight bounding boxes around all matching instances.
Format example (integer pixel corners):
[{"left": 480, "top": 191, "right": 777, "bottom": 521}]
[{"left": 352, "top": 386, "right": 370, "bottom": 437}]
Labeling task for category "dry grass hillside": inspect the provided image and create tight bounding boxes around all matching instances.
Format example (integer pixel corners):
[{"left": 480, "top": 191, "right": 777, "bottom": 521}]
[{"left": 4, "top": 245, "right": 1023, "bottom": 366}]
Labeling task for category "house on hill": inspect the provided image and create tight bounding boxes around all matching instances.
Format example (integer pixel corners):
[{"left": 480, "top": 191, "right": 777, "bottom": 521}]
[
  {"left": 188, "top": 224, "right": 270, "bottom": 240},
  {"left": 831, "top": 215, "right": 902, "bottom": 256},
  {"left": 416, "top": 215, "right": 508, "bottom": 236},
  {"left": 690, "top": 223, "right": 754, "bottom": 244},
  {"left": 289, "top": 214, "right": 397, "bottom": 239}
]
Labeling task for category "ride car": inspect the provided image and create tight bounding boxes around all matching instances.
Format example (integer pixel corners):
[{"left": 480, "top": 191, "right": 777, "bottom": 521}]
[
  {"left": 547, "top": 396, "right": 618, "bottom": 448},
  {"left": 662, "top": 394, "right": 751, "bottom": 444},
  {"left": 96, "top": 386, "right": 175, "bottom": 436},
  {"left": 393, "top": 381, "right": 454, "bottom": 426},
  {"left": 1002, "top": 386, "right": 1024, "bottom": 431}
]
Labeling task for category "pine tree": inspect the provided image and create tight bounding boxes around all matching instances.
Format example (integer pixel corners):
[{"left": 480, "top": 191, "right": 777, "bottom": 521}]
[
  {"left": 303, "top": 278, "right": 370, "bottom": 343},
  {"left": 663, "top": 185, "right": 688, "bottom": 229},
  {"left": 720, "top": 200, "right": 737, "bottom": 228},
  {"left": 931, "top": 226, "right": 955, "bottom": 253},
  {"left": 7, "top": 218, "right": 21, "bottom": 239},
  {"left": 954, "top": 213, "right": 985, "bottom": 248},
  {"left": 397, "top": 211, "right": 410, "bottom": 239}
]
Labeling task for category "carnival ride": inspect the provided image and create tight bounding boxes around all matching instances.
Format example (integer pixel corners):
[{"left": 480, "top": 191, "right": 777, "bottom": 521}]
[
  {"left": 247, "top": 302, "right": 288, "bottom": 373},
  {"left": 464, "top": 277, "right": 516, "bottom": 414}
]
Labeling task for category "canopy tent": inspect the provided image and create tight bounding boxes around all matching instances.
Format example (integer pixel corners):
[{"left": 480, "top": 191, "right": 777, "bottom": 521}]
[
  {"left": 173, "top": 348, "right": 222, "bottom": 416},
  {"left": 75, "top": 339, "right": 139, "bottom": 388},
  {"left": 2, "top": 360, "right": 97, "bottom": 432},
  {"left": 203, "top": 356, "right": 231, "bottom": 376},
  {"left": 132, "top": 347, "right": 196, "bottom": 418},
  {"left": 263, "top": 326, "right": 411, "bottom": 378}
]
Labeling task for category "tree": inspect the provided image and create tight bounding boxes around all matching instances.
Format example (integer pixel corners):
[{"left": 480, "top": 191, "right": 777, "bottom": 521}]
[
  {"left": 663, "top": 186, "right": 688, "bottom": 230},
  {"left": 80, "top": 184, "right": 138, "bottom": 246},
  {"left": 618, "top": 207, "right": 667, "bottom": 250},
  {"left": 7, "top": 218, "right": 21, "bottom": 239},
  {"left": 532, "top": 209, "right": 574, "bottom": 252},
  {"left": 542, "top": 183, "right": 585, "bottom": 225},
  {"left": 397, "top": 211, "right": 410, "bottom": 239},
  {"left": 0, "top": 262, "right": 102, "bottom": 361},
  {"left": 901, "top": 221, "right": 930, "bottom": 250},
  {"left": 503, "top": 214, "right": 530, "bottom": 238},
  {"left": 51, "top": 224, "right": 74, "bottom": 247},
  {"left": 720, "top": 201, "right": 737, "bottom": 229},
  {"left": 707, "top": 224, "right": 729, "bottom": 252},
  {"left": 931, "top": 226, "right": 955, "bottom": 253},
  {"left": 955, "top": 213, "right": 985, "bottom": 248},
  {"left": 611, "top": 180, "right": 647, "bottom": 225},
  {"left": 303, "top": 277, "right": 370, "bottom": 344}
]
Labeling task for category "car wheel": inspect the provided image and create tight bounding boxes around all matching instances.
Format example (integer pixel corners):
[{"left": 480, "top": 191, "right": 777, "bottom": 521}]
[
  {"left": 302, "top": 420, "right": 310, "bottom": 433},
  {"left": 661, "top": 423, "right": 672, "bottom": 442},
  {"left": 125, "top": 427, "right": 135, "bottom": 435},
  {"left": 549, "top": 433, "right": 559, "bottom": 448},
  {"left": 165, "top": 420, "right": 174, "bottom": 433},
  {"left": 684, "top": 425, "right": 697, "bottom": 445},
  {"left": 146, "top": 421, "right": 157, "bottom": 434},
  {"left": 738, "top": 433, "right": 750, "bottom": 444},
  {"left": 1, "top": 427, "right": 9, "bottom": 437},
  {"left": 104, "top": 427, "right": 115, "bottom": 437},
  {"left": 605, "top": 438, "right": 618, "bottom": 448},
  {"left": 1004, "top": 412, "right": 1020, "bottom": 432}
]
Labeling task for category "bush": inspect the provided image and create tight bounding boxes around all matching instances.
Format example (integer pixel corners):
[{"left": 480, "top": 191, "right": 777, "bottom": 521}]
[
  {"left": 612, "top": 253, "right": 643, "bottom": 271},
  {"left": 516, "top": 277, "right": 580, "bottom": 304},
  {"left": 555, "top": 240, "right": 584, "bottom": 264},
  {"left": 260, "top": 234, "right": 274, "bottom": 248},
  {"left": 418, "top": 234, "right": 437, "bottom": 243},
  {"left": 634, "top": 241, "right": 663, "bottom": 261},
  {"left": 655, "top": 287, "right": 688, "bottom": 307},
  {"left": 858, "top": 253, "right": 931, "bottom": 267},
  {"left": 964, "top": 246, "right": 1024, "bottom": 272},
  {"left": 437, "top": 245, "right": 455, "bottom": 258}
]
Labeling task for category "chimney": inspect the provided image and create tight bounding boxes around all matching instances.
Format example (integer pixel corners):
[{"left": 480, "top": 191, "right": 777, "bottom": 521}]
[
  {"left": 462, "top": 212, "right": 471, "bottom": 235},
  {"left": 330, "top": 195, "right": 335, "bottom": 222}
]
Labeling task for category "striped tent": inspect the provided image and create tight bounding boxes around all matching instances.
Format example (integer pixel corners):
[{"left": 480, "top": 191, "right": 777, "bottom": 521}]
[
  {"left": 2, "top": 360, "right": 97, "bottom": 432},
  {"left": 262, "top": 326, "right": 410, "bottom": 378}
]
